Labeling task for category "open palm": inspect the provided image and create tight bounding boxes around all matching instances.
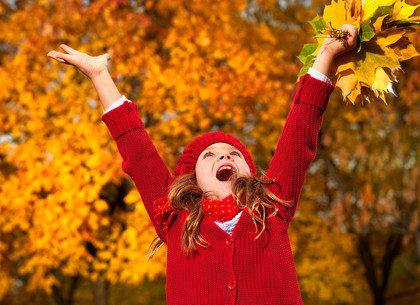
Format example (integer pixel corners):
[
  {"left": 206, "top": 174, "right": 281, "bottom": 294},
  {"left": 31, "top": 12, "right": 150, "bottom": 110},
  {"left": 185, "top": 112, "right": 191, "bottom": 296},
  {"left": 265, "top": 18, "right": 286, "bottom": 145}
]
[{"left": 47, "top": 44, "right": 111, "bottom": 80}]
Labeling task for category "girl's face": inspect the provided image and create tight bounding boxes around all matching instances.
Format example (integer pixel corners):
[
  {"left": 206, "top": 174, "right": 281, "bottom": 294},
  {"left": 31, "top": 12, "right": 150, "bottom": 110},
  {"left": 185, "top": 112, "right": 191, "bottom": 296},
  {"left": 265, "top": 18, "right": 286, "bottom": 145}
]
[{"left": 195, "top": 143, "right": 251, "bottom": 200}]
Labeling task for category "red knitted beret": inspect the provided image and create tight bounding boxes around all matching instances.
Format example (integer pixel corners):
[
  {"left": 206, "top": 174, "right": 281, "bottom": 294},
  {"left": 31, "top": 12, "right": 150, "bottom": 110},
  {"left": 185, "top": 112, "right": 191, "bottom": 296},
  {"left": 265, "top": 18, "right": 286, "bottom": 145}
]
[{"left": 174, "top": 131, "right": 256, "bottom": 177}]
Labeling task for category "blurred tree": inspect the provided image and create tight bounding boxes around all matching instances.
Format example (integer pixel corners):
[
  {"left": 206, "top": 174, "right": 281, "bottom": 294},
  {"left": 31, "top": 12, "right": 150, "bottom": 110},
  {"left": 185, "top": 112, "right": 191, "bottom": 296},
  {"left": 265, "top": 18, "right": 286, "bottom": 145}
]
[
  {"left": 304, "top": 34, "right": 420, "bottom": 304},
  {"left": 0, "top": 0, "right": 419, "bottom": 304},
  {"left": 0, "top": 0, "right": 309, "bottom": 303}
]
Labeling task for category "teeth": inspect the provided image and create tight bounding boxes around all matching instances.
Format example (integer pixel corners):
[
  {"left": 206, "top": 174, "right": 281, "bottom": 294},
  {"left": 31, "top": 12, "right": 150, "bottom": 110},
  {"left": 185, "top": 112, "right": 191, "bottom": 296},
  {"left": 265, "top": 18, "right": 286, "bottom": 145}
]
[
  {"left": 218, "top": 165, "right": 233, "bottom": 172},
  {"left": 216, "top": 165, "right": 236, "bottom": 182}
]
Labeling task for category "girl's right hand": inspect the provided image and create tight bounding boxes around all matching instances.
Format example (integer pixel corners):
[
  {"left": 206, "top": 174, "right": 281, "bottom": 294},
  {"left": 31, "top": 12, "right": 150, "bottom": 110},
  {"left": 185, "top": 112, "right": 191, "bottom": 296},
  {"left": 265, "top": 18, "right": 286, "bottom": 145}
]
[{"left": 47, "top": 44, "right": 111, "bottom": 80}]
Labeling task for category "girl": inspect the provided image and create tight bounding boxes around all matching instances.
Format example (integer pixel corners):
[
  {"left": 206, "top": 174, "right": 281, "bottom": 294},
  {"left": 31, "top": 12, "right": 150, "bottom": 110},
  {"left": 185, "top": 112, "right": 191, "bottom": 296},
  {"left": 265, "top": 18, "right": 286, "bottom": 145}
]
[{"left": 48, "top": 24, "right": 357, "bottom": 304}]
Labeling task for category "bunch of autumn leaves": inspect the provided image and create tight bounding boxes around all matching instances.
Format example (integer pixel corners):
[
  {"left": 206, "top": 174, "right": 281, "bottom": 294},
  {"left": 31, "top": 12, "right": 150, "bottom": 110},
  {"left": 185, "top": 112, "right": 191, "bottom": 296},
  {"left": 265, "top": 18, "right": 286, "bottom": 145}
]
[{"left": 298, "top": 0, "right": 420, "bottom": 104}]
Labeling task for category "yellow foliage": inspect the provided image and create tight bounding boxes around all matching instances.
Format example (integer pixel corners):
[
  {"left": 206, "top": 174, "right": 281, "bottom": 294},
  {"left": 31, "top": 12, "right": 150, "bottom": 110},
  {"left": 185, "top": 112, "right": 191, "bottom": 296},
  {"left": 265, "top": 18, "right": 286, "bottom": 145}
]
[
  {"left": 0, "top": 272, "right": 13, "bottom": 300},
  {"left": 2, "top": 0, "right": 417, "bottom": 302},
  {"left": 290, "top": 199, "right": 369, "bottom": 304},
  {"left": 299, "top": 0, "right": 420, "bottom": 104}
]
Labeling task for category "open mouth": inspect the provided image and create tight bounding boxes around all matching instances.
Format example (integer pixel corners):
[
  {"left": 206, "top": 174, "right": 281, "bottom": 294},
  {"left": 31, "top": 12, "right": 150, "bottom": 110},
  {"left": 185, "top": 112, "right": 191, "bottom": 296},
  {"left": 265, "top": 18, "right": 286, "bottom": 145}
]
[{"left": 216, "top": 165, "right": 236, "bottom": 182}]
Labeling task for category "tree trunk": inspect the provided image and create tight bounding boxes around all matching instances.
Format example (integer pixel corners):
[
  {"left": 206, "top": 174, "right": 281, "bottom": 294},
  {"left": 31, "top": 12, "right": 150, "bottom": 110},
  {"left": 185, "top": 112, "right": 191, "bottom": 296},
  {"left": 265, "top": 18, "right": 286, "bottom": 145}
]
[
  {"left": 93, "top": 279, "right": 109, "bottom": 305},
  {"left": 52, "top": 275, "right": 79, "bottom": 305},
  {"left": 373, "top": 292, "right": 386, "bottom": 305},
  {"left": 358, "top": 233, "right": 403, "bottom": 305}
]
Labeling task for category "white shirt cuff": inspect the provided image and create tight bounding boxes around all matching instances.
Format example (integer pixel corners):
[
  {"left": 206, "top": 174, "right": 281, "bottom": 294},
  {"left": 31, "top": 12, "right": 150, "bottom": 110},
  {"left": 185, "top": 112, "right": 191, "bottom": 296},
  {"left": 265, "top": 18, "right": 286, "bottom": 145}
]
[
  {"left": 308, "top": 67, "right": 332, "bottom": 85},
  {"left": 103, "top": 95, "right": 132, "bottom": 113}
]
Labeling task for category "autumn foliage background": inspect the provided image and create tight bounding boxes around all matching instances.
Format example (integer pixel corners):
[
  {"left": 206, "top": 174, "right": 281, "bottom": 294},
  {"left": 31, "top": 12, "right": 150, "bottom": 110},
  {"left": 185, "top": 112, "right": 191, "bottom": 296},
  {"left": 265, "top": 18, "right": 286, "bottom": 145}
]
[{"left": 0, "top": 0, "right": 419, "bottom": 305}]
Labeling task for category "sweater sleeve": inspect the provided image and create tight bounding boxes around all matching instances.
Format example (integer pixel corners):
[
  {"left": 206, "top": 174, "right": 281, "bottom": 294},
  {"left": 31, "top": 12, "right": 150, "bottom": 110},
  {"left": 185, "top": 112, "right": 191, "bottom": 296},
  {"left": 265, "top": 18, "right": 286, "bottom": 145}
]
[
  {"left": 102, "top": 101, "right": 173, "bottom": 238},
  {"left": 266, "top": 74, "right": 334, "bottom": 224}
]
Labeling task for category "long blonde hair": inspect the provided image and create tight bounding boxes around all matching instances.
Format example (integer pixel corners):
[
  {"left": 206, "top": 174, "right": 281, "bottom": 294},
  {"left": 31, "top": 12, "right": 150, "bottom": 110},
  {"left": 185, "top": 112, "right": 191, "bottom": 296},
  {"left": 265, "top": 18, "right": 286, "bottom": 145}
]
[{"left": 148, "top": 172, "right": 291, "bottom": 258}]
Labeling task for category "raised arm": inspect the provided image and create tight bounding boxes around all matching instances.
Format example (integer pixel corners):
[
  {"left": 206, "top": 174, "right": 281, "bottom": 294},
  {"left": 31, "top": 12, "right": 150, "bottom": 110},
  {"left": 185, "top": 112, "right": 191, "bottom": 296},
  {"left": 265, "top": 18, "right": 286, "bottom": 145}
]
[
  {"left": 48, "top": 45, "right": 173, "bottom": 237},
  {"left": 102, "top": 102, "right": 173, "bottom": 237},
  {"left": 47, "top": 44, "right": 121, "bottom": 111},
  {"left": 266, "top": 24, "right": 357, "bottom": 223}
]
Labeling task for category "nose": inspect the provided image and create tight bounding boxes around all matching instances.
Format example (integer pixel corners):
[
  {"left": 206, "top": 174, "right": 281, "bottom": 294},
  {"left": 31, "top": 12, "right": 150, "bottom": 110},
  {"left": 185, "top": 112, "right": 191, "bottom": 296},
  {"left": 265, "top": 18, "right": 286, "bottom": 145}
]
[{"left": 219, "top": 153, "right": 231, "bottom": 160}]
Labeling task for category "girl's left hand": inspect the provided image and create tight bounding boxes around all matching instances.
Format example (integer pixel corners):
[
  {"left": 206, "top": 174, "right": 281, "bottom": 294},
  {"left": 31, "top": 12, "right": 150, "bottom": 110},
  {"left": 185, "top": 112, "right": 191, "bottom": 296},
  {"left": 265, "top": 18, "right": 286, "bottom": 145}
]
[{"left": 320, "top": 24, "right": 358, "bottom": 58}]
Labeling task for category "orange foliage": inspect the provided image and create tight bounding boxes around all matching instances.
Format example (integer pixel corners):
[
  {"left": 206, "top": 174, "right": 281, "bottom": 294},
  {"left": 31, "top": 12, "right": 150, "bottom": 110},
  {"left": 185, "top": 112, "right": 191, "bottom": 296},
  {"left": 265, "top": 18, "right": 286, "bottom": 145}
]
[
  {"left": 0, "top": 1, "right": 419, "bottom": 304},
  {"left": 0, "top": 0, "right": 302, "bottom": 300}
]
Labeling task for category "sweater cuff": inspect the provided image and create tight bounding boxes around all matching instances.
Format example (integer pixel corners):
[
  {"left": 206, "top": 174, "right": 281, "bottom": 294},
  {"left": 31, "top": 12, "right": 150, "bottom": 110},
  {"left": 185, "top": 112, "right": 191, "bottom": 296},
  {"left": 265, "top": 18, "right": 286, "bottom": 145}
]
[
  {"left": 101, "top": 101, "right": 144, "bottom": 140},
  {"left": 294, "top": 74, "right": 334, "bottom": 111}
]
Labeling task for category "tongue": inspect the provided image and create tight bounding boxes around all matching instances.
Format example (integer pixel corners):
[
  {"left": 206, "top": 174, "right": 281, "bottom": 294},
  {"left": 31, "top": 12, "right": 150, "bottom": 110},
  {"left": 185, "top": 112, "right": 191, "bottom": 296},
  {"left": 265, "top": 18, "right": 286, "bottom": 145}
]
[{"left": 216, "top": 168, "right": 233, "bottom": 181}]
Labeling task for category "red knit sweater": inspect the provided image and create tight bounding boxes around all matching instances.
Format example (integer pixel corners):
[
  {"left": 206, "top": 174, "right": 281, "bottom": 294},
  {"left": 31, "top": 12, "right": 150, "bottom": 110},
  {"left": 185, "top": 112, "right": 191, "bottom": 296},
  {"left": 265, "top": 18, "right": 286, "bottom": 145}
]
[{"left": 102, "top": 74, "right": 334, "bottom": 304}]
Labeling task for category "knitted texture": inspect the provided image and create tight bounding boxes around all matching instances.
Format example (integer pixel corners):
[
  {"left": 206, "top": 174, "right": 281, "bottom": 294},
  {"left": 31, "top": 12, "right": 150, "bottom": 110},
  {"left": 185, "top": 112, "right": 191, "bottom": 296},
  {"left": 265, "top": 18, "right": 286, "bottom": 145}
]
[
  {"left": 174, "top": 131, "right": 256, "bottom": 177},
  {"left": 102, "top": 74, "right": 334, "bottom": 304}
]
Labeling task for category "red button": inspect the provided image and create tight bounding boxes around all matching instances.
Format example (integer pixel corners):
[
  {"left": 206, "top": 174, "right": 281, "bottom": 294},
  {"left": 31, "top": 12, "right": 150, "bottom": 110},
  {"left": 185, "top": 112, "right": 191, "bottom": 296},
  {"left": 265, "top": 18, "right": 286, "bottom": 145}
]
[
  {"left": 225, "top": 237, "right": 233, "bottom": 245},
  {"left": 228, "top": 280, "right": 237, "bottom": 290}
]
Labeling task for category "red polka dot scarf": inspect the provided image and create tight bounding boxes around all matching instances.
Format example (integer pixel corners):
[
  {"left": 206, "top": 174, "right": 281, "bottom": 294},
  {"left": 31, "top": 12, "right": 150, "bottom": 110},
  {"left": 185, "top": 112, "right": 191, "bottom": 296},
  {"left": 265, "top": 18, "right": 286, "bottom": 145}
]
[
  {"left": 154, "top": 195, "right": 241, "bottom": 232},
  {"left": 201, "top": 195, "right": 241, "bottom": 222}
]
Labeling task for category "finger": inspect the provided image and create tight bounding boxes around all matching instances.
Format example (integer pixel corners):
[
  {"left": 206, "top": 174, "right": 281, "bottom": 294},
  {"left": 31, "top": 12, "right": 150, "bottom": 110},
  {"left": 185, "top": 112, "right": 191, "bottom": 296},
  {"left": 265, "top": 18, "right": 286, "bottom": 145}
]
[
  {"left": 47, "top": 55, "right": 65, "bottom": 63},
  {"left": 59, "top": 44, "right": 79, "bottom": 55},
  {"left": 339, "top": 24, "right": 357, "bottom": 36},
  {"left": 47, "top": 54, "right": 66, "bottom": 63},
  {"left": 47, "top": 51, "right": 62, "bottom": 60},
  {"left": 351, "top": 26, "right": 358, "bottom": 37},
  {"left": 47, "top": 50, "right": 63, "bottom": 60},
  {"left": 47, "top": 51, "right": 74, "bottom": 64}
]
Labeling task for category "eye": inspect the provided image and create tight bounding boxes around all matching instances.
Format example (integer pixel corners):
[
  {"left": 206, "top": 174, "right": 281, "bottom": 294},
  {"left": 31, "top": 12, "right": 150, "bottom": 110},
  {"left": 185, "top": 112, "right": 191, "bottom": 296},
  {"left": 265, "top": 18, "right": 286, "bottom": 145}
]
[
  {"left": 203, "top": 152, "right": 214, "bottom": 158},
  {"left": 230, "top": 151, "right": 241, "bottom": 157}
]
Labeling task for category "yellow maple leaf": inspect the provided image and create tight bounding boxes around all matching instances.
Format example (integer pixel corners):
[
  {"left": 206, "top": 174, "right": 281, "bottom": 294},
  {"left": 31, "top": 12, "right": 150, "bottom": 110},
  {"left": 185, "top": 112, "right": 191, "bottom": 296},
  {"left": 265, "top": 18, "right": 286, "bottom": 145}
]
[
  {"left": 362, "top": 0, "right": 396, "bottom": 23},
  {"left": 392, "top": 0, "right": 420, "bottom": 20},
  {"left": 372, "top": 67, "right": 393, "bottom": 92}
]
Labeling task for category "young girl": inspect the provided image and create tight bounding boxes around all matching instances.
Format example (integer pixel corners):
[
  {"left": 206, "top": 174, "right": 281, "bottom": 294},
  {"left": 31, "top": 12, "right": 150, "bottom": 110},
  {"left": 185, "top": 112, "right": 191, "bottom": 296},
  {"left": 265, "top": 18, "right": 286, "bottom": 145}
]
[{"left": 48, "top": 24, "right": 357, "bottom": 304}]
